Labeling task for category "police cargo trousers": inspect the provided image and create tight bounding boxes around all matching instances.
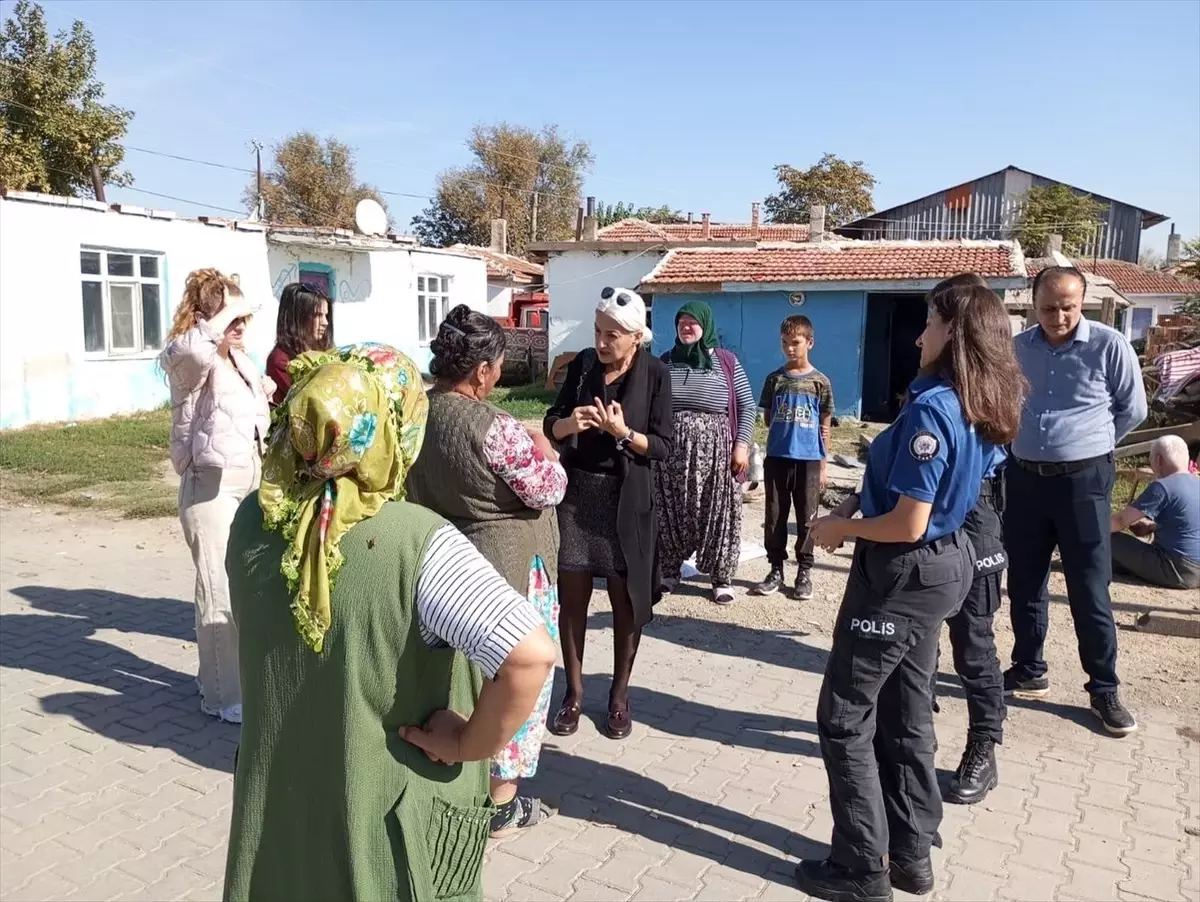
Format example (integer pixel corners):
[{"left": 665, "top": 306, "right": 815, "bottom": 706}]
[
  {"left": 931, "top": 493, "right": 1007, "bottom": 744},
  {"left": 817, "top": 532, "right": 973, "bottom": 872},
  {"left": 178, "top": 462, "right": 260, "bottom": 714}
]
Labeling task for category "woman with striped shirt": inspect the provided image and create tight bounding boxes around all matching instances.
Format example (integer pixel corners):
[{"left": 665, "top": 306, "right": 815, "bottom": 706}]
[
  {"left": 224, "top": 343, "right": 555, "bottom": 901},
  {"left": 657, "top": 301, "right": 757, "bottom": 604}
]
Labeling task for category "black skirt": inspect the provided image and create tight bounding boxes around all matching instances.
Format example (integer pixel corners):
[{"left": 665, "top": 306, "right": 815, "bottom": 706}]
[{"left": 558, "top": 469, "right": 627, "bottom": 575}]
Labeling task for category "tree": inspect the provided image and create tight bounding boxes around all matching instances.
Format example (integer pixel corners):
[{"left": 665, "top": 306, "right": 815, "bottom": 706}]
[
  {"left": 1176, "top": 294, "right": 1200, "bottom": 316},
  {"left": 1012, "top": 184, "right": 1106, "bottom": 257},
  {"left": 596, "top": 201, "right": 684, "bottom": 228},
  {"left": 0, "top": 0, "right": 132, "bottom": 195},
  {"left": 762, "top": 153, "right": 876, "bottom": 228},
  {"left": 1176, "top": 236, "right": 1200, "bottom": 280},
  {"left": 412, "top": 123, "right": 593, "bottom": 253},
  {"left": 246, "top": 131, "right": 387, "bottom": 229},
  {"left": 1139, "top": 248, "right": 1164, "bottom": 270}
]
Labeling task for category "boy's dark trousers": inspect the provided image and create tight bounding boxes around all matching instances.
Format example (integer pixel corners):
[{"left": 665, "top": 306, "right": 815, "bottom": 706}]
[{"left": 763, "top": 456, "right": 822, "bottom": 571}]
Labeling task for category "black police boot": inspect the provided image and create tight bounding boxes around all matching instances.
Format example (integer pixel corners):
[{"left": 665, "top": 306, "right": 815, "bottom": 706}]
[
  {"left": 889, "top": 855, "right": 934, "bottom": 896},
  {"left": 944, "top": 738, "right": 999, "bottom": 805},
  {"left": 751, "top": 566, "right": 784, "bottom": 596},
  {"left": 794, "top": 858, "right": 893, "bottom": 902},
  {"left": 793, "top": 569, "right": 814, "bottom": 601}
]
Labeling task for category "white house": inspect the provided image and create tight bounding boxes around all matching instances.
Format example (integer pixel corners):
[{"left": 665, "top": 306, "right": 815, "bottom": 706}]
[
  {"left": 529, "top": 209, "right": 809, "bottom": 359},
  {"left": 449, "top": 243, "right": 544, "bottom": 319},
  {"left": 0, "top": 191, "right": 487, "bottom": 430},
  {"left": 0, "top": 191, "right": 274, "bottom": 430},
  {"left": 265, "top": 228, "right": 487, "bottom": 373}
]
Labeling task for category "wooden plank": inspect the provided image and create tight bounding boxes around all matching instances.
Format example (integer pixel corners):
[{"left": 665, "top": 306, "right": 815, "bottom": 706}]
[
  {"left": 1118, "top": 421, "right": 1200, "bottom": 447},
  {"left": 1115, "top": 441, "right": 1156, "bottom": 459}
]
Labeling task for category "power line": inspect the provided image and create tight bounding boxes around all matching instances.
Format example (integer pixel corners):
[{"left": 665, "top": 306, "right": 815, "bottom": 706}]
[
  {"left": 37, "top": 164, "right": 246, "bottom": 215},
  {"left": 0, "top": 50, "right": 616, "bottom": 187},
  {"left": 2, "top": 87, "right": 1130, "bottom": 238}
]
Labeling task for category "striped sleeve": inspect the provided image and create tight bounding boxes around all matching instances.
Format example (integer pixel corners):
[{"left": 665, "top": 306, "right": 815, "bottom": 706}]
[
  {"left": 731, "top": 357, "right": 756, "bottom": 445},
  {"left": 415, "top": 525, "right": 544, "bottom": 679}
]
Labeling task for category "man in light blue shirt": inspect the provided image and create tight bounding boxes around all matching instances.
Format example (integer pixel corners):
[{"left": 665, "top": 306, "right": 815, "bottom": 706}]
[{"left": 1005, "top": 266, "right": 1147, "bottom": 737}]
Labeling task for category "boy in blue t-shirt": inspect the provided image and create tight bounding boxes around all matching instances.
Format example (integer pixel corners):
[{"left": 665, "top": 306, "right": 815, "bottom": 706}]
[{"left": 751, "top": 315, "right": 834, "bottom": 600}]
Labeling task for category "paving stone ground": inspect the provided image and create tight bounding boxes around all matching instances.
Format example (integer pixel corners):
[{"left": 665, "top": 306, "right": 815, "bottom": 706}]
[{"left": 1, "top": 504, "right": 1198, "bottom": 902}]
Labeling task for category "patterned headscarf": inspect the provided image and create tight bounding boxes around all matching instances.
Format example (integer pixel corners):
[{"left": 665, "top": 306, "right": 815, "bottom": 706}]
[{"left": 259, "top": 343, "right": 427, "bottom": 652}]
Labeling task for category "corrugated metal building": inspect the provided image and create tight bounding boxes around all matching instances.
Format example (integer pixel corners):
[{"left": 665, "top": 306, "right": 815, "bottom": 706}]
[{"left": 834, "top": 166, "right": 1167, "bottom": 262}]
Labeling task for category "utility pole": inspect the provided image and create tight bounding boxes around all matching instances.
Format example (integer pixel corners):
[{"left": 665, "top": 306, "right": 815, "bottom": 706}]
[
  {"left": 251, "top": 140, "right": 265, "bottom": 220},
  {"left": 530, "top": 191, "right": 539, "bottom": 244}
]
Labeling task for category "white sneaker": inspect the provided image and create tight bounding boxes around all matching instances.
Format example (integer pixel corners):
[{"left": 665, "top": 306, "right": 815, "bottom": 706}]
[{"left": 218, "top": 705, "right": 243, "bottom": 725}]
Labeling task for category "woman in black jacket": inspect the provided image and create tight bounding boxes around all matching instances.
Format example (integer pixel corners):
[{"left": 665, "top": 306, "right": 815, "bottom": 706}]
[{"left": 544, "top": 287, "right": 672, "bottom": 740}]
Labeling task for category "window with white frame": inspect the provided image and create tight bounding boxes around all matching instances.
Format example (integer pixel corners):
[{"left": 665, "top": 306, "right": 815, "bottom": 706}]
[
  {"left": 80, "top": 248, "right": 165, "bottom": 356},
  {"left": 417, "top": 274, "right": 451, "bottom": 343}
]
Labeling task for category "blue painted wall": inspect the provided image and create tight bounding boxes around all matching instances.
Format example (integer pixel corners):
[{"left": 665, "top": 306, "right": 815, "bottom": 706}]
[{"left": 651, "top": 290, "right": 868, "bottom": 417}]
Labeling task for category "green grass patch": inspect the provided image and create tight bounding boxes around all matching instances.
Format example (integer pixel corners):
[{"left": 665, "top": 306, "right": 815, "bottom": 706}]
[
  {"left": 491, "top": 384, "right": 557, "bottom": 421},
  {"left": 0, "top": 408, "right": 177, "bottom": 518}
]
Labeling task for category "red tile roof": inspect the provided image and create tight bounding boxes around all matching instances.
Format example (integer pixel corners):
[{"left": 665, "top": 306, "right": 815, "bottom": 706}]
[
  {"left": 1026, "top": 258, "right": 1200, "bottom": 296},
  {"left": 596, "top": 218, "right": 810, "bottom": 243},
  {"left": 640, "top": 241, "right": 1023, "bottom": 287},
  {"left": 451, "top": 245, "right": 544, "bottom": 282}
]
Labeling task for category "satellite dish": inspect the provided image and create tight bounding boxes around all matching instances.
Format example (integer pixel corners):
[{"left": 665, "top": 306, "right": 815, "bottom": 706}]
[{"left": 354, "top": 198, "right": 388, "bottom": 237}]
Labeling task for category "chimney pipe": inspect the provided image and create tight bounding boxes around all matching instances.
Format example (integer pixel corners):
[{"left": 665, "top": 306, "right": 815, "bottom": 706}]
[
  {"left": 751, "top": 202, "right": 760, "bottom": 239},
  {"left": 809, "top": 205, "right": 825, "bottom": 243},
  {"left": 1043, "top": 233, "right": 1063, "bottom": 257},
  {"left": 90, "top": 161, "right": 106, "bottom": 203},
  {"left": 582, "top": 195, "right": 598, "bottom": 241},
  {"left": 491, "top": 219, "right": 507, "bottom": 255},
  {"left": 575, "top": 205, "right": 584, "bottom": 241},
  {"left": 687, "top": 212, "right": 693, "bottom": 224},
  {"left": 1166, "top": 224, "right": 1182, "bottom": 268},
  {"left": 701, "top": 212, "right": 711, "bottom": 240}
]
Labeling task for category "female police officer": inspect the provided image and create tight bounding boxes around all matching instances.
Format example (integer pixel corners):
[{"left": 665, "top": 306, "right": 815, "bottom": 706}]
[{"left": 798, "top": 275, "right": 1025, "bottom": 902}]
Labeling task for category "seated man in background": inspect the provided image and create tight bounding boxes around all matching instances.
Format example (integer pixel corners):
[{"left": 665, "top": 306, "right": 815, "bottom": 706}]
[{"left": 1110, "top": 435, "right": 1200, "bottom": 591}]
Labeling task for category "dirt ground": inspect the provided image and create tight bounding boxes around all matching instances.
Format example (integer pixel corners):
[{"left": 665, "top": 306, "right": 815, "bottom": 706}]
[{"left": 657, "top": 489, "right": 1200, "bottom": 719}]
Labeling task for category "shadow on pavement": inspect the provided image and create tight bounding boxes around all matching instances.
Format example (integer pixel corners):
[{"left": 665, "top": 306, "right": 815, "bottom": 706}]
[
  {"left": 565, "top": 670, "right": 821, "bottom": 760},
  {"left": 589, "top": 609, "right": 831, "bottom": 676},
  {"left": 931, "top": 670, "right": 1108, "bottom": 736},
  {"left": 1, "top": 585, "right": 237, "bottom": 772},
  {"left": 527, "top": 745, "right": 827, "bottom": 888}
]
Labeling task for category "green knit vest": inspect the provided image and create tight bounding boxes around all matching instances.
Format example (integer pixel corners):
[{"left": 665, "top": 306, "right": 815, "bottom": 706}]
[
  {"left": 223, "top": 497, "right": 490, "bottom": 902},
  {"left": 406, "top": 390, "right": 559, "bottom": 596}
]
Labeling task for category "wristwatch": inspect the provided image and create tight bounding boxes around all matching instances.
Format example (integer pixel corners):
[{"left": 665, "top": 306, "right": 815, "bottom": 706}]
[{"left": 615, "top": 429, "right": 635, "bottom": 451}]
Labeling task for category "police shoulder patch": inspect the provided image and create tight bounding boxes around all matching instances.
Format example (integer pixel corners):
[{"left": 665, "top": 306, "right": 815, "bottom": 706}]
[{"left": 909, "top": 430, "right": 940, "bottom": 462}]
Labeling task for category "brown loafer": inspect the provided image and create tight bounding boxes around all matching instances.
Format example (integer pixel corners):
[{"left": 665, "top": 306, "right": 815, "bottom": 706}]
[
  {"left": 604, "top": 704, "right": 632, "bottom": 740},
  {"left": 548, "top": 699, "right": 582, "bottom": 736}
]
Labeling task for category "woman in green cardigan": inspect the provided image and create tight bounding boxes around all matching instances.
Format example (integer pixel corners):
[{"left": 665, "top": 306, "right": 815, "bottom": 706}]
[{"left": 223, "top": 343, "right": 556, "bottom": 902}]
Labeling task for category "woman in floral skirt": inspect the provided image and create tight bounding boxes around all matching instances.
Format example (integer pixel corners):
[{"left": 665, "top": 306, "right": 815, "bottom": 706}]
[{"left": 406, "top": 304, "right": 565, "bottom": 836}]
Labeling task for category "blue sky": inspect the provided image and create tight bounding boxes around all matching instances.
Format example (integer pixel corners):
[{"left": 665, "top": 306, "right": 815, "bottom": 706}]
[{"left": 31, "top": 0, "right": 1200, "bottom": 254}]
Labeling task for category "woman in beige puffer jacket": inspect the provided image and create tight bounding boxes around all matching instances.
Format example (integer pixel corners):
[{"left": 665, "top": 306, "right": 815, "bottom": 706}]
[{"left": 160, "top": 269, "right": 270, "bottom": 724}]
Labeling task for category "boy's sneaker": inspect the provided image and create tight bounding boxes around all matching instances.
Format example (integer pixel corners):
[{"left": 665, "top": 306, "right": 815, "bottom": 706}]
[
  {"left": 1002, "top": 669, "right": 1050, "bottom": 699},
  {"left": 1091, "top": 691, "right": 1137, "bottom": 736},
  {"left": 752, "top": 567, "right": 784, "bottom": 596},
  {"left": 792, "top": 570, "right": 814, "bottom": 601}
]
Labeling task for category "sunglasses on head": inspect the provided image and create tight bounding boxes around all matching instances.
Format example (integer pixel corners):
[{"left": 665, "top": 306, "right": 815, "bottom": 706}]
[{"left": 600, "top": 287, "right": 630, "bottom": 306}]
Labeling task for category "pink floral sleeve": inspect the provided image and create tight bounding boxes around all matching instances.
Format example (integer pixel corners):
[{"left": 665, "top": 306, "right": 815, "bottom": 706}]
[{"left": 483, "top": 414, "right": 567, "bottom": 510}]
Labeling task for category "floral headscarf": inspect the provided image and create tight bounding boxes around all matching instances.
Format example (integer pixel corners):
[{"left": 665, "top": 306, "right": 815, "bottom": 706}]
[{"left": 259, "top": 343, "right": 427, "bottom": 652}]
